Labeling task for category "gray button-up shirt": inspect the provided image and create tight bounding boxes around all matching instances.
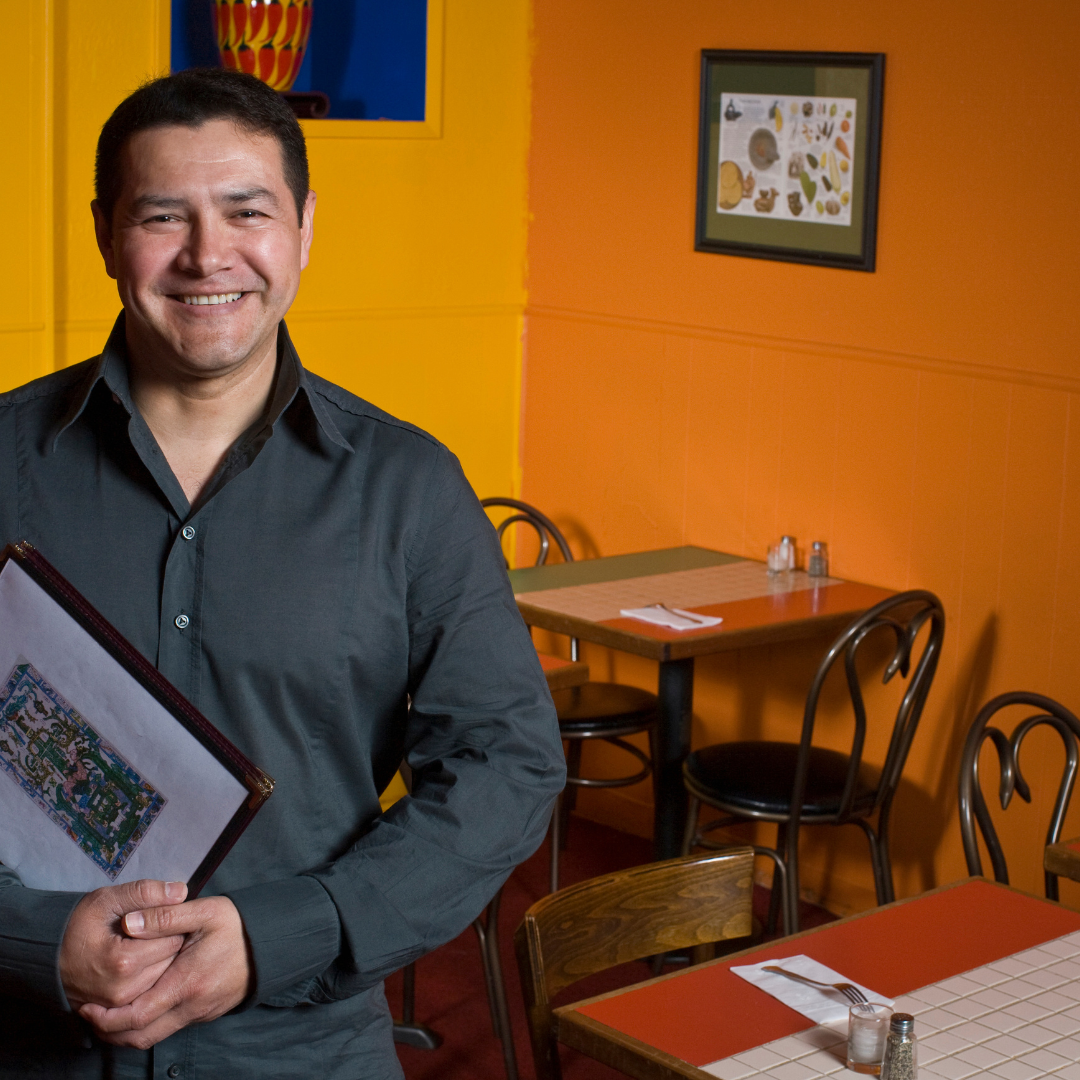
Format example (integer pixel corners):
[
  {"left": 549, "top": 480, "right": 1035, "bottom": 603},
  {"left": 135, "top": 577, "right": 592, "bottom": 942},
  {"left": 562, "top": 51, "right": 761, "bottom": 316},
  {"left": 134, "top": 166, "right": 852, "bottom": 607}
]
[{"left": 0, "top": 314, "right": 564, "bottom": 1080}]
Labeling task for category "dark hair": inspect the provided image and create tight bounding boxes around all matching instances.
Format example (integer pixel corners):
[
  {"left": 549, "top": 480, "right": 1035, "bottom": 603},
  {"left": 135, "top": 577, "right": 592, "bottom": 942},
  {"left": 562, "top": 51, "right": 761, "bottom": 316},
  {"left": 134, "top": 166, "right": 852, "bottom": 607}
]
[{"left": 95, "top": 68, "right": 309, "bottom": 226}]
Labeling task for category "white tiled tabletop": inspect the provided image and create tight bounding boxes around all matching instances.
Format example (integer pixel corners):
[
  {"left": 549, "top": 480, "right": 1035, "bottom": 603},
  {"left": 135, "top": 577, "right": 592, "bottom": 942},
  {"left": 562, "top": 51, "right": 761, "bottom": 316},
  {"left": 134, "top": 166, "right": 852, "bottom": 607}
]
[{"left": 702, "top": 931, "right": 1080, "bottom": 1080}]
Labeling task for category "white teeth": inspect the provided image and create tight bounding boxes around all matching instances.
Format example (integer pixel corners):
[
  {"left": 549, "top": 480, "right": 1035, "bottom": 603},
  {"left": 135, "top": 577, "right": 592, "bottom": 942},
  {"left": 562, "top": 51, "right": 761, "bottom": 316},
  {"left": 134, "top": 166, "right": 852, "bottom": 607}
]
[{"left": 181, "top": 292, "right": 242, "bottom": 306}]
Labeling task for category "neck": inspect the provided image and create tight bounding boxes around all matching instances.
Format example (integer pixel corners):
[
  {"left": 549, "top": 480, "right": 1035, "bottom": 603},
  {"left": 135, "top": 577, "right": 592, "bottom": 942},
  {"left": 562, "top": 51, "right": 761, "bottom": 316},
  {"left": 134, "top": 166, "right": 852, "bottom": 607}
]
[{"left": 127, "top": 333, "right": 279, "bottom": 507}]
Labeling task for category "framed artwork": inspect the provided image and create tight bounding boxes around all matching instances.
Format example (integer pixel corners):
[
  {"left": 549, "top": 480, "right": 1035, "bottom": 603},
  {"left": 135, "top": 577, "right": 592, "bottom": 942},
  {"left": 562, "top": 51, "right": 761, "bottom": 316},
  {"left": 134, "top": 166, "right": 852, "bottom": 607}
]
[{"left": 695, "top": 50, "right": 885, "bottom": 271}]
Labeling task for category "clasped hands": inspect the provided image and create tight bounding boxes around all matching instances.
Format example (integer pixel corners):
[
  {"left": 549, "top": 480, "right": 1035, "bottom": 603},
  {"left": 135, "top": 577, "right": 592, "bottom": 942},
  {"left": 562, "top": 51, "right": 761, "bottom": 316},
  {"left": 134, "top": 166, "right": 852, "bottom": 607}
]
[{"left": 59, "top": 879, "right": 251, "bottom": 1050}]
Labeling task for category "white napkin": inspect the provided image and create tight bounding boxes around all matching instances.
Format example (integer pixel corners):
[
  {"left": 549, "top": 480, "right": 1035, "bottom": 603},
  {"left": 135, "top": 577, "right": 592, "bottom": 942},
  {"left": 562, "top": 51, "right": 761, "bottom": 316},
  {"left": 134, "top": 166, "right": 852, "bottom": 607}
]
[
  {"left": 619, "top": 605, "right": 723, "bottom": 631},
  {"left": 730, "top": 955, "right": 893, "bottom": 1027}
]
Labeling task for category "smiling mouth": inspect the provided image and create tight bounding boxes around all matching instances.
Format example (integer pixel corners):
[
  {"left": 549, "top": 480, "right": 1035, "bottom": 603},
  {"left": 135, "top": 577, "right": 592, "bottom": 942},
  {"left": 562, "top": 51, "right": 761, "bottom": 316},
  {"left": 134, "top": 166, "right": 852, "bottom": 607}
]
[{"left": 178, "top": 292, "right": 244, "bottom": 306}]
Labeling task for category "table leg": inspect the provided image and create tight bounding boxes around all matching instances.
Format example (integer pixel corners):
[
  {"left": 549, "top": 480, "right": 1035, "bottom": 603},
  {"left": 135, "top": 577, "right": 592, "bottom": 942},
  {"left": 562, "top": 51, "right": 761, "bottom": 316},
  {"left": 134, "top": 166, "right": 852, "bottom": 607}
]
[{"left": 654, "top": 657, "right": 694, "bottom": 860}]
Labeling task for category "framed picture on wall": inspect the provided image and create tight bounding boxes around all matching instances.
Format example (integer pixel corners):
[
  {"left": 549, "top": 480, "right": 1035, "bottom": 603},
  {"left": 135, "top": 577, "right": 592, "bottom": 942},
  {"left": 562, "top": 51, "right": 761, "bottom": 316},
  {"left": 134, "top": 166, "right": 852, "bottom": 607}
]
[{"left": 695, "top": 50, "right": 885, "bottom": 271}]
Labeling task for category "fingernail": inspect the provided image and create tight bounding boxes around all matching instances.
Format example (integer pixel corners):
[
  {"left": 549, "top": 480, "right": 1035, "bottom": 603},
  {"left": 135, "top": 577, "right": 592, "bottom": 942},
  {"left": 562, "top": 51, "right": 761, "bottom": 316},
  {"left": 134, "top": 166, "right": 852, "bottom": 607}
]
[
  {"left": 125, "top": 911, "right": 144, "bottom": 934},
  {"left": 165, "top": 880, "right": 185, "bottom": 900}
]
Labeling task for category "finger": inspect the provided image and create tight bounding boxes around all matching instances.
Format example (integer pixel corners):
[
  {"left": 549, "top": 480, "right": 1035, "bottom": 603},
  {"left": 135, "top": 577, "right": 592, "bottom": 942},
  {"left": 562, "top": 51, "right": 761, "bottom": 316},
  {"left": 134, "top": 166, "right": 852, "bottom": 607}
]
[
  {"left": 118, "top": 933, "right": 187, "bottom": 968},
  {"left": 79, "top": 965, "right": 186, "bottom": 1034},
  {"left": 109, "top": 953, "right": 181, "bottom": 1007},
  {"left": 99, "top": 879, "right": 188, "bottom": 918},
  {"left": 122, "top": 898, "right": 210, "bottom": 939},
  {"left": 82, "top": 1003, "right": 187, "bottom": 1051}
]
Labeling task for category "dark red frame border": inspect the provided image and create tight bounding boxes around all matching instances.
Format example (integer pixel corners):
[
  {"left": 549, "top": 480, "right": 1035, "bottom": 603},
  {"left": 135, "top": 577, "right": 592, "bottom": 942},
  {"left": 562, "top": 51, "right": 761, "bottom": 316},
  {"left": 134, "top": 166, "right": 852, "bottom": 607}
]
[{"left": 1, "top": 541, "right": 274, "bottom": 897}]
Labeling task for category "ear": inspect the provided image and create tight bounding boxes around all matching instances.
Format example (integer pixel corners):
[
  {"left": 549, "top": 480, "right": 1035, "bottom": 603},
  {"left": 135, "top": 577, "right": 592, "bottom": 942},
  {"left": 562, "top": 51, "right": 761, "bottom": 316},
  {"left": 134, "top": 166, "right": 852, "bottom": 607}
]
[
  {"left": 91, "top": 200, "right": 118, "bottom": 280},
  {"left": 298, "top": 189, "right": 316, "bottom": 271}
]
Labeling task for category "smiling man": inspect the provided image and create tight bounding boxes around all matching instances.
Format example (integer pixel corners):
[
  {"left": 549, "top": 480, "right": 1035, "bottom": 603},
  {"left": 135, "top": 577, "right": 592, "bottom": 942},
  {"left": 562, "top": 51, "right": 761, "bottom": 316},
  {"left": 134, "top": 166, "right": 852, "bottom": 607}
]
[{"left": 0, "top": 69, "right": 564, "bottom": 1079}]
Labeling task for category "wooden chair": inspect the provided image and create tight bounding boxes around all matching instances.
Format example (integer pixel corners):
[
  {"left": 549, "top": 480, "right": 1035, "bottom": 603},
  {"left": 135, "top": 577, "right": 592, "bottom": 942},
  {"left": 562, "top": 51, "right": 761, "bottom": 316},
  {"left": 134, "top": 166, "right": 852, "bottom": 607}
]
[
  {"left": 514, "top": 847, "right": 754, "bottom": 1080},
  {"left": 682, "top": 590, "right": 945, "bottom": 936},
  {"left": 959, "top": 690, "right": 1080, "bottom": 900},
  {"left": 482, "top": 497, "right": 660, "bottom": 892}
]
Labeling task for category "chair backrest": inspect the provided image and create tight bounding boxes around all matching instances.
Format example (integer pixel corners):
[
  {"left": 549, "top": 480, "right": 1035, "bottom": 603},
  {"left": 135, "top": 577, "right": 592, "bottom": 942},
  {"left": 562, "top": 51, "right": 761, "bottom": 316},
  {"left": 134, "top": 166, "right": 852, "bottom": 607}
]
[
  {"left": 958, "top": 691, "right": 1080, "bottom": 900},
  {"left": 514, "top": 848, "right": 754, "bottom": 1080},
  {"left": 480, "top": 497, "right": 574, "bottom": 567},
  {"left": 791, "top": 589, "right": 945, "bottom": 829}
]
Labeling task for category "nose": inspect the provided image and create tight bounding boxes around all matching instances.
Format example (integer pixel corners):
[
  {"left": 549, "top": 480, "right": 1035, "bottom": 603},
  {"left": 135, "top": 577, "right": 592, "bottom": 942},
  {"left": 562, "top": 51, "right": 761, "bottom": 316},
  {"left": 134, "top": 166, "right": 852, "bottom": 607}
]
[{"left": 175, "top": 214, "right": 234, "bottom": 278}]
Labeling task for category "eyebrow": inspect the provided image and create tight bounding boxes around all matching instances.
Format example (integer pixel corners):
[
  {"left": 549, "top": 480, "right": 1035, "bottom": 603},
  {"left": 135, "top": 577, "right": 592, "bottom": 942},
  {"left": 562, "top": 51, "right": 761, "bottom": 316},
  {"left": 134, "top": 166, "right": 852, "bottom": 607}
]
[{"left": 130, "top": 187, "right": 281, "bottom": 212}]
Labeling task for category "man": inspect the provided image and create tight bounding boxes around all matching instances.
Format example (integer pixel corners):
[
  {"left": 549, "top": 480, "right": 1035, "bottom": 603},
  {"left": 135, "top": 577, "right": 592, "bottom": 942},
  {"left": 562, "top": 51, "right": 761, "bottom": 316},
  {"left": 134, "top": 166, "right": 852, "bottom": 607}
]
[{"left": 0, "top": 68, "right": 564, "bottom": 1079}]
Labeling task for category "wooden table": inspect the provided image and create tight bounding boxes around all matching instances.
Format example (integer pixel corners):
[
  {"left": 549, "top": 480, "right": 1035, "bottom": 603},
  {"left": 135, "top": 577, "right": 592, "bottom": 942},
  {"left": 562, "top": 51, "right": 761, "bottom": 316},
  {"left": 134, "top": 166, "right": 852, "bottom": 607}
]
[
  {"left": 555, "top": 879, "right": 1080, "bottom": 1080},
  {"left": 1046, "top": 837, "right": 1080, "bottom": 883},
  {"left": 537, "top": 651, "right": 590, "bottom": 693},
  {"left": 509, "top": 546, "right": 892, "bottom": 858}
]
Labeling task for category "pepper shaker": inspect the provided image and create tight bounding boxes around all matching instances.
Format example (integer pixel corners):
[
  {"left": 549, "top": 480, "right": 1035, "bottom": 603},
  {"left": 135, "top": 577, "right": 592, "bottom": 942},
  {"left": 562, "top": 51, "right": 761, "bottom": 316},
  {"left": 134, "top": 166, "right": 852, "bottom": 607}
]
[
  {"left": 808, "top": 540, "right": 829, "bottom": 577},
  {"left": 880, "top": 1013, "right": 917, "bottom": 1080}
]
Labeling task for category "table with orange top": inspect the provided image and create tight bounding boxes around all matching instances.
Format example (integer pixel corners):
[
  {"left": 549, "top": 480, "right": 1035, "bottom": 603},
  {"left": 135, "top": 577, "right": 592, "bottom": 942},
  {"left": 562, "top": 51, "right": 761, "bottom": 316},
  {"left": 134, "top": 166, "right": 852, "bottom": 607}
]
[
  {"left": 537, "top": 650, "right": 590, "bottom": 693},
  {"left": 555, "top": 879, "right": 1080, "bottom": 1080},
  {"left": 1046, "top": 838, "right": 1080, "bottom": 884},
  {"left": 508, "top": 546, "right": 893, "bottom": 859}
]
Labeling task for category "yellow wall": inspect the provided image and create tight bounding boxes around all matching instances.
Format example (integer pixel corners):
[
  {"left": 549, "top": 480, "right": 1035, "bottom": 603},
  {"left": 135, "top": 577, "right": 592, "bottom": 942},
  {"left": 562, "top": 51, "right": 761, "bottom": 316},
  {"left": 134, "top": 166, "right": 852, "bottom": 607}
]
[
  {"left": 524, "top": 0, "right": 1080, "bottom": 913},
  {"left": 3, "top": 0, "right": 529, "bottom": 501}
]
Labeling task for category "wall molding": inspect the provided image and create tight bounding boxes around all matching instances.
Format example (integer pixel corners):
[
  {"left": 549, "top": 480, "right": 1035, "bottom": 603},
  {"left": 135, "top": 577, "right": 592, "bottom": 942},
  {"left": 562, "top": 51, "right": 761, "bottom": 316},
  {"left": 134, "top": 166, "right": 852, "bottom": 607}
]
[
  {"left": 527, "top": 304, "right": 1080, "bottom": 396},
  {"left": 0, "top": 323, "right": 46, "bottom": 335},
  {"left": 286, "top": 302, "right": 523, "bottom": 324},
  {"left": 53, "top": 303, "right": 522, "bottom": 338},
  {"left": 56, "top": 319, "right": 114, "bottom": 335}
]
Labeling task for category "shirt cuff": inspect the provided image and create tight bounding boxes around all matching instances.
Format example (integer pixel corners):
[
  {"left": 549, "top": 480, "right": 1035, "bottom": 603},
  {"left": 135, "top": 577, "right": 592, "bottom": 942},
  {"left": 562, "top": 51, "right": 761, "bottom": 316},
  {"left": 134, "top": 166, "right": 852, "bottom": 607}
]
[
  {"left": 0, "top": 887, "right": 83, "bottom": 1010},
  {"left": 224, "top": 874, "right": 342, "bottom": 1006}
]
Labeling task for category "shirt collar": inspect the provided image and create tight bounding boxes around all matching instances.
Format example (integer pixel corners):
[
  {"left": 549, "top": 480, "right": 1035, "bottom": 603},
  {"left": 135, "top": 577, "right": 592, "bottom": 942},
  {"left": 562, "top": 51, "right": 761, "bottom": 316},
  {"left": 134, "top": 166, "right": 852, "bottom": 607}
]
[{"left": 50, "top": 311, "right": 353, "bottom": 455}]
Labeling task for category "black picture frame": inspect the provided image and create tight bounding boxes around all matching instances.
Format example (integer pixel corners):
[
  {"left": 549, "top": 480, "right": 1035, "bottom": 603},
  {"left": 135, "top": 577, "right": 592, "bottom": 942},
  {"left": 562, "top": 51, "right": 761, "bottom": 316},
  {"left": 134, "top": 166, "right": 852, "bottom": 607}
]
[
  {"left": 1, "top": 541, "right": 274, "bottom": 897},
  {"left": 695, "top": 50, "right": 884, "bottom": 271}
]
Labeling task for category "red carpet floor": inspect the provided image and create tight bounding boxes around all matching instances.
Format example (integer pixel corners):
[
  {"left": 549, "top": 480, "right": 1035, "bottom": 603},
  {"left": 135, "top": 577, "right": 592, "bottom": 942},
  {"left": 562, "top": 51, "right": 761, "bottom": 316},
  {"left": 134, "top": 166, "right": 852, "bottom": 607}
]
[{"left": 387, "top": 816, "right": 837, "bottom": 1080}]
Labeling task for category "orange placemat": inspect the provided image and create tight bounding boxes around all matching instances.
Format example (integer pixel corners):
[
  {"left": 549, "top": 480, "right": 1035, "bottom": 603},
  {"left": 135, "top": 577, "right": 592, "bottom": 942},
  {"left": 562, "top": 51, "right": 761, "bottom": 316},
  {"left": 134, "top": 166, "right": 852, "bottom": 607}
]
[
  {"left": 599, "top": 581, "right": 893, "bottom": 642},
  {"left": 574, "top": 881, "right": 1080, "bottom": 1067}
]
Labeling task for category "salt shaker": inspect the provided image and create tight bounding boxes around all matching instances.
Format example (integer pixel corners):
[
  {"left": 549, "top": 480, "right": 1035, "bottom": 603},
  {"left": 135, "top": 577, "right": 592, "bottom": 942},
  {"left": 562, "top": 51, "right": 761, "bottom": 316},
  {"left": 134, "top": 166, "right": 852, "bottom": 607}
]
[
  {"left": 880, "top": 1013, "right": 917, "bottom": 1080},
  {"left": 808, "top": 540, "right": 829, "bottom": 577},
  {"left": 779, "top": 535, "right": 796, "bottom": 571}
]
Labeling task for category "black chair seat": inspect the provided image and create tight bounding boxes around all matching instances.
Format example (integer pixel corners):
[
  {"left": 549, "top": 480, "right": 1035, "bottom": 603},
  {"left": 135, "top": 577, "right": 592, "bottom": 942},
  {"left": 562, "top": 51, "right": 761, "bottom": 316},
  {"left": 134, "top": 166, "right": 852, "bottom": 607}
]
[
  {"left": 684, "top": 742, "right": 879, "bottom": 819},
  {"left": 552, "top": 682, "right": 659, "bottom": 735}
]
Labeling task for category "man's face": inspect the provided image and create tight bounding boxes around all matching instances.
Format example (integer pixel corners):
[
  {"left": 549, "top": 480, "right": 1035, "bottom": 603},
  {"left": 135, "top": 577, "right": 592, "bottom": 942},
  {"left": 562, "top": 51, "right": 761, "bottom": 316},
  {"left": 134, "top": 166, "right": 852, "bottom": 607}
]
[{"left": 93, "top": 119, "right": 315, "bottom": 379}]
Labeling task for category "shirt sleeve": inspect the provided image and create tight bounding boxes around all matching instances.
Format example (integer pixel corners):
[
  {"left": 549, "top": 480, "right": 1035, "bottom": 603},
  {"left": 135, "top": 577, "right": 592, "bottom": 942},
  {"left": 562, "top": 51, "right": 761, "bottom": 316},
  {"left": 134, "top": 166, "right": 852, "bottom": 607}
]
[
  {"left": 0, "top": 866, "right": 83, "bottom": 1010},
  {"left": 226, "top": 445, "right": 566, "bottom": 1007}
]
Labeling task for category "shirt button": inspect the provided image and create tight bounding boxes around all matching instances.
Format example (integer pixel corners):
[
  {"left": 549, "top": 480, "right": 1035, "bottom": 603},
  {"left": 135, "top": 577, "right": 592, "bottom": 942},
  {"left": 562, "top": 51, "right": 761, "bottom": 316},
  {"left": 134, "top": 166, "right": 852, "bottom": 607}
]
[
  {"left": 167, "top": 1067, "right": 181, "bottom": 1079},
  {"left": 181, "top": 525, "right": 196, "bottom": 541},
  {"left": 174, "top": 614, "right": 190, "bottom": 630}
]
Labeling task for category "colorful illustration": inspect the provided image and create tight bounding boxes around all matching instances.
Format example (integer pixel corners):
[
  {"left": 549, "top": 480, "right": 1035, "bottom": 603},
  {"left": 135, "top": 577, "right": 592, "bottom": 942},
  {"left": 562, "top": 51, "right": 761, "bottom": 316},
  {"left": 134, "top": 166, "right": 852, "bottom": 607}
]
[
  {"left": 0, "top": 662, "right": 166, "bottom": 879},
  {"left": 718, "top": 93, "right": 857, "bottom": 225},
  {"left": 215, "top": 0, "right": 313, "bottom": 92}
]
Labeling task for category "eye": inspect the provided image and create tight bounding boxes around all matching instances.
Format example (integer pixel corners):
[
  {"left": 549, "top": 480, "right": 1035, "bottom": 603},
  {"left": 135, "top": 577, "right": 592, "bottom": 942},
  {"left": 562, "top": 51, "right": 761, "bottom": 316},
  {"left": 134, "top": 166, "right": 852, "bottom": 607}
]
[{"left": 235, "top": 210, "right": 265, "bottom": 219}]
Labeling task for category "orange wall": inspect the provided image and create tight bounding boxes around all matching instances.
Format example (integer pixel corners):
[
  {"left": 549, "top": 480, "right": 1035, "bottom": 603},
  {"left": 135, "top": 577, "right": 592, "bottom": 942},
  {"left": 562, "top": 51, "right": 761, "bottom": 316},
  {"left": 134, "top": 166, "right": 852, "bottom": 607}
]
[{"left": 523, "top": 0, "right": 1080, "bottom": 912}]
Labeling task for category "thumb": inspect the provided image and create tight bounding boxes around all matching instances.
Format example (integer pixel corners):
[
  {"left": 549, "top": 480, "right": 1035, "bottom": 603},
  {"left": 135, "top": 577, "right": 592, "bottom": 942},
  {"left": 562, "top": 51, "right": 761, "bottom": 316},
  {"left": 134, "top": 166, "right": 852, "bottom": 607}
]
[{"left": 101, "top": 878, "right": 188, "bottom": 917}]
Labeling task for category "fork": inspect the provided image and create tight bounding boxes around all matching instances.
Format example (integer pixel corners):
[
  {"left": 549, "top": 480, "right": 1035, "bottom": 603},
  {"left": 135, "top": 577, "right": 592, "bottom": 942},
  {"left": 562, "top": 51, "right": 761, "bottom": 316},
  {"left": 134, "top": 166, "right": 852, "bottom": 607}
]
[
  {"left": 762, "top": 965, "right": 868, "bottom": 1005},
  {"left": 652, "top": 603, "right": 708, "bottom": 626}
]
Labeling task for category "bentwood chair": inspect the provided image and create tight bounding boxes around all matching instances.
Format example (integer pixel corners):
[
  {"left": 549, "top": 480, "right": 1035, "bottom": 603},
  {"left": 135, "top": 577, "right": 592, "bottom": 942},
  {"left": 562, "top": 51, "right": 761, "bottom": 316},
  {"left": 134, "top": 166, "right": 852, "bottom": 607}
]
[
  {"left": 682, "top": 590, "right": 945, "bottom": 936},
  {"left": 959, "top": 691, "right": 1080, "bottom": 901},
  {"left": 514, "top": 848, "right": 754, "bottom": 1080},
  {"left": 482, "top": 498, "right": 660, "bottom": 892}
]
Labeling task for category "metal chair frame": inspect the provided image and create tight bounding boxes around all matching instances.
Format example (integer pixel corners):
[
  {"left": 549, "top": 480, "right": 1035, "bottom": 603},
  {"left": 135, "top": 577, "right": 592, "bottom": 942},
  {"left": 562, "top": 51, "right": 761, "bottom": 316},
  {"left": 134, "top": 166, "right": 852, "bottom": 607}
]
[
  {"left": 482, "top": 498, "right": 660, "bottom": 893},
  {"left": 958, "top": 690, "right": 1080, "bottom": 901},
  {"left": 683, "top": 589, "right": 945, "bottom": 935}
]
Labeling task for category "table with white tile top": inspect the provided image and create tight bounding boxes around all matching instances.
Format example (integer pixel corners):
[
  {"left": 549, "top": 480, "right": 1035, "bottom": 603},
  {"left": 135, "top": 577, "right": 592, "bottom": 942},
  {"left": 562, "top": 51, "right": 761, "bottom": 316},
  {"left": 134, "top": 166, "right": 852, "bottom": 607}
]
[
  {"left": 554, "top": 880, "right": 1080, "bottom": 1080},
  {"left": 705, "top": 932, "right": 1080, "bottom": 1080}
]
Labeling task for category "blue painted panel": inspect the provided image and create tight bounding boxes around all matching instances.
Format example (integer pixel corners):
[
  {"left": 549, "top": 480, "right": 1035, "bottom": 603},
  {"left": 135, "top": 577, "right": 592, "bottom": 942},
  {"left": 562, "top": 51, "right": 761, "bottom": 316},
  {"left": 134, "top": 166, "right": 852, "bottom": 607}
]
[{"left": 170, "top": 0, "right": 427, "bottom": 121}]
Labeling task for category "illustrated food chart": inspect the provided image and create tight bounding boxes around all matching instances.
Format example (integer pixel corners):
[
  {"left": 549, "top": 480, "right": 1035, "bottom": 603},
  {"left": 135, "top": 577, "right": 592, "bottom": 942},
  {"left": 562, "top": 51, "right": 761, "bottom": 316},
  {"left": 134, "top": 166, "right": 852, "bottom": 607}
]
[
  {"left": 717, "top": 94, "right": 856, "bottom": 225},
  {"left": 515, "top": 561, "right": 841, "bottom": 624},
  {"left": 704, "top": 930, "right": 1080, "bottom": 1080},
  {"left": 0, "top": 660, "right": 166, "bottom": 879}
]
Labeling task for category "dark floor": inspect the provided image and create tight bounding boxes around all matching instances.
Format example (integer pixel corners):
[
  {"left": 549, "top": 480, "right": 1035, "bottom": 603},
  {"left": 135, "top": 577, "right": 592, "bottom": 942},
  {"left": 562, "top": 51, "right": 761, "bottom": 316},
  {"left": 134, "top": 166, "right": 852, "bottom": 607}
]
[{"left": 386, "top": 815, "right": 837, "bottom": 1080}]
